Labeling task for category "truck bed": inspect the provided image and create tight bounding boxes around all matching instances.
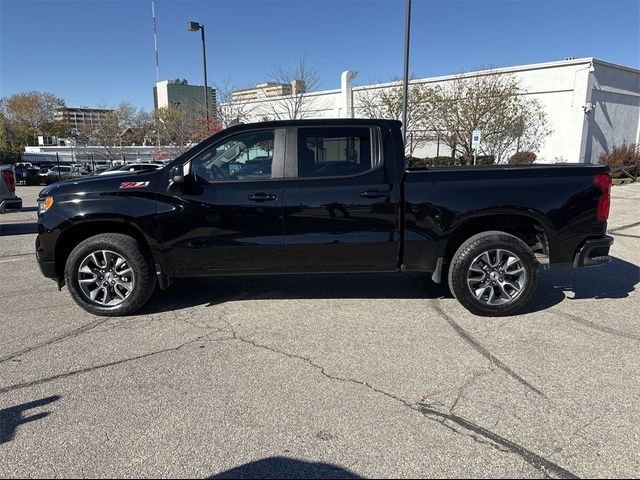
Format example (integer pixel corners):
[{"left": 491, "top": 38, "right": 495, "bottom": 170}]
[{"left": 402, "top": 163, "right": 608, "bottom": 272}]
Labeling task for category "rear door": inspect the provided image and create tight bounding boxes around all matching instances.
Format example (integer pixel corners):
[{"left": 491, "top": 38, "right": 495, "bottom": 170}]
[{"left": 282, "top": 125, "right": 400, "bottom": 272}]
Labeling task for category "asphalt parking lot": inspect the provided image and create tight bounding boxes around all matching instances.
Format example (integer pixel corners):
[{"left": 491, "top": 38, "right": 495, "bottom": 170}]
[{"left": 0, "top": 184, "right": 638, "bottom": 478}]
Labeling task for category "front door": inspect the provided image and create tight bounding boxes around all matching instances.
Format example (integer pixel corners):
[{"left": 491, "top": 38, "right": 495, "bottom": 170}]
[{"left": 162, "top": 128, "right": 286, "bottom": 276}]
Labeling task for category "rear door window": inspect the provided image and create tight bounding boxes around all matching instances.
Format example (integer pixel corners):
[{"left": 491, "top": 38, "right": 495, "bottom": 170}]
[{"left": 297, "top": 127, "right": 372, "bottom": 178}]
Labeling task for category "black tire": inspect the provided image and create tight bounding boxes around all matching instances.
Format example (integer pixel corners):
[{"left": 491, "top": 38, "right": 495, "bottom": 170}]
[
  {"left": 64, "top": 233, "right": 156, "bottom": 316},
  {"left": 447, "top": 231, "right": 538, "bottom": 317}
]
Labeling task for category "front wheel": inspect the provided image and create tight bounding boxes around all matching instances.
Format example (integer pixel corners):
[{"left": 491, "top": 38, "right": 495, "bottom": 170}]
[
  {"left": 447, "top": 231, "right": 538, "bottom": 316},
  {"left": 64, "top": 233, "right": 156, "bottom": 316}
]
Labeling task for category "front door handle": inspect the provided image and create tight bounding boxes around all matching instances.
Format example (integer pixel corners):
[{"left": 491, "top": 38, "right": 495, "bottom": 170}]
[
  {"left": 248, "top": 192, "right": 277, "bottom": 202},
  {"left": 360, "top": 190, "right": 389, "bottom": 199}
]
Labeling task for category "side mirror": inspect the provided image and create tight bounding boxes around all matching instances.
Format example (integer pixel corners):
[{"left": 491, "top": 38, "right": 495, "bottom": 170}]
[
  {"left": 168, "top": 165, "right": 184, "bottom": 193},
  {"left": 170, "top": 165, "right": 184, "bottom": 184}
]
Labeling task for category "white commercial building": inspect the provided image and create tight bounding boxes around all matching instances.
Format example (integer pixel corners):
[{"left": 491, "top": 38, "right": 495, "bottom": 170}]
[{"left": 231, "top": 58, "right": 640, "bottom": 163}]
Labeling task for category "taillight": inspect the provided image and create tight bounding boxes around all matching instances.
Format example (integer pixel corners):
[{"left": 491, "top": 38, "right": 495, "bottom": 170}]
[
  {"left": 594, "top": 172, "right": 611, "bottom": 222},
  {"left": 2, "top": 170, "right": 15, "bottom": 192}
]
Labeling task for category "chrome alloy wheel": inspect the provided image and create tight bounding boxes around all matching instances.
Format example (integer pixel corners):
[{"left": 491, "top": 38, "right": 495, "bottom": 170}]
[
  {"left": 466, "top": 248, "right": 527, "bottom": 306},
  {"left": 77, "top": 250, "right": 135, "bottom": 306}
]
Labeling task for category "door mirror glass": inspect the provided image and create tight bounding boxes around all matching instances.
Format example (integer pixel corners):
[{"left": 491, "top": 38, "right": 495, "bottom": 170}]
[{"left": 170, "top": 165, "right": 184, "bottom": 185}]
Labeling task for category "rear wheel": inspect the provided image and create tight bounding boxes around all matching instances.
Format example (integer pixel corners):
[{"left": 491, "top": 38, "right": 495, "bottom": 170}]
[
  {"left": 447, "top": 231, "right": 538, "bottom": 316},
  {"left": 64, "top": 233, "right": 156, "bottom": 316}
]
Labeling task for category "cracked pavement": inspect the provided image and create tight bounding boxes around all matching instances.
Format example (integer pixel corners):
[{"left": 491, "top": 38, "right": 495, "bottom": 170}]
[{"left": 0, "top": 185, "right": 639, "bottom": 478}]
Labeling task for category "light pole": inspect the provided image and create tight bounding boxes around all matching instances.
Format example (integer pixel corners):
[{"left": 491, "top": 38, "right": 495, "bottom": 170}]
[
  {"left": 187, "top": 21, "right": 210, "bottom": 127},
  {"left": 401, "top": 0, "right": 412, "bottom": 147}
]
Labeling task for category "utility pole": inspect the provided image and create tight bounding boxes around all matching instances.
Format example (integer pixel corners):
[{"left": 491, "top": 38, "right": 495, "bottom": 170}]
[{"left": 151, "top": 0, "right": 162, "bottom": 150}]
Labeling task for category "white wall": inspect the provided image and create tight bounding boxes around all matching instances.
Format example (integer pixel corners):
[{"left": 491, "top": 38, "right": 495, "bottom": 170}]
[
  {"left": 581, "top": 61, "right": 640, "bottom": 164},
  {"left": 231, "top": 58, "right": 639, "bottom": 164}
]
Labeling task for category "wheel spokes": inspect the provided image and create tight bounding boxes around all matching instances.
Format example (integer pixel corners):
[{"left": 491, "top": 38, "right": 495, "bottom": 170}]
[
  {"left": 503, "top": 278, "right": 522, "bottom": 295},
  {"left": 467, "top": 247, "right": 527, "bottom": 306},
  {"left": 113, "top": 286, "right": 126, "bottom": 300},
  {"left": 78, "top": 250, "right": 135, "bottom": 307},
  {"left": 474, "top": 285, "right": 491, "bottom": 299},
  {"left": 496, "top": 281, "right": 512, "bottom": 301}
]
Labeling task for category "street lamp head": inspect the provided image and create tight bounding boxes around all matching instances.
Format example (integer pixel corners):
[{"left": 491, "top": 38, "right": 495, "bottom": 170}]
[{"left": 187, "top": 21, "right": 201, "bottom": 31}]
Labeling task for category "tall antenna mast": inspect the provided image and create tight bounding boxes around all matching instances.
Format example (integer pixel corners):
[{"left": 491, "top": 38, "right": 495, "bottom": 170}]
[
  {"left": 152, "top": 0, "right": 162, "bottom": 151},
  {"left": 151, "top": 0, "right": 160, "bottom": 82}
]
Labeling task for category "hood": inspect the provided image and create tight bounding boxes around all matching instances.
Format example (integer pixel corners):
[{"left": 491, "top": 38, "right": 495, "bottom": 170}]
[{"left": 38, "top": 169, "right": 164, "bottom": 199}]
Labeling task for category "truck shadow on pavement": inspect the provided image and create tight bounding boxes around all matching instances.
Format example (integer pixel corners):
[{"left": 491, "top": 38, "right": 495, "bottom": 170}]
[
  {"left": 0, "top": 395, "right": 60, "bottom": 444},
  {"left": 0, "top": 222, "right": 37, "bottom": 236},
  {"left": 143, "top": 272, "right": 452, "bottom": 314},
  {"left": 209, "top": 456, "right": 363, "bottom": 479},
  {"left": 142, "top": 256, "right": 638, "bottom": 316},
  {"left": 524, "top": 256, "right": 639, "bottom": 313}
]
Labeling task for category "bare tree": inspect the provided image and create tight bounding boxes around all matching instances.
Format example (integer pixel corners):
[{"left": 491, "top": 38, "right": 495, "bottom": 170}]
[
  {"left": 214, "top": 78, "right": 258, "bottom": 128},
  {"left": 127, "top": 110, "right": 155, "bottom": 146},
  {"left": 154, "top": 104, "right": 217, "bottom": 157},
  {"left": 79, "top": 103, "right": 138, "bottom": 163},
  {"left": 259, "top": 58, "right": 322, "bottom": 120},
  {"left": 424, "top": 72, "right": 552, "bottom": 164},
  {"left": 356, "top": 77, "right": 432, "bottom": 157}
]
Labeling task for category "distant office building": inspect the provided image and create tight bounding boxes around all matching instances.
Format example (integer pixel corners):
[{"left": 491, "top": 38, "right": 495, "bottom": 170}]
[
  {"left": 55, "top": 106, "right": 115, "bottom": 136},
  {"left": 153, "top": 79, "right": 216, "bottom": 114},
  {"left": 231, "top": 80, "right": 306, "bottom": 102}
]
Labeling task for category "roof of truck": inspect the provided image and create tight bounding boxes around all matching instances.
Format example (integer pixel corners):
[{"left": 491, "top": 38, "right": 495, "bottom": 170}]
[{"left": 225, "top": 118, "right": 402, "bottom": 131}]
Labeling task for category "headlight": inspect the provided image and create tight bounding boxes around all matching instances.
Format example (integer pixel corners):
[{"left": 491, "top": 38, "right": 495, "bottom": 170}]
[{"left": 38, "top": 196, "right": 54, "bottom": 214}]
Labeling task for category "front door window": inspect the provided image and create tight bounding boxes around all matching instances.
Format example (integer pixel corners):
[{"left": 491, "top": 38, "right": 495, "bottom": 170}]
[{"left": 190, "top": 130, "right": 275, "bottom": 183}]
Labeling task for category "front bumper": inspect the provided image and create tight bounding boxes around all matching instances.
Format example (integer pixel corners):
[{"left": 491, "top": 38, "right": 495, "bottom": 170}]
[
  {"left": 35, "top": 232, "right": 58, "bottom": 280},
  {"left": 574, "top": 235, "right": 614, "bottom": 267},
  {"left": 0, "top": 197, "right": 22, "bottom": 213},
  {"left": 37, "top": 256, "right": 58, "bottom": 279}
]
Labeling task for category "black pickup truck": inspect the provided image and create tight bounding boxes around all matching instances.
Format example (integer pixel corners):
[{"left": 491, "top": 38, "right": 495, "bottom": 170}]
[{"left": 36, "top": 119, "right": 613, "bottom": 317}]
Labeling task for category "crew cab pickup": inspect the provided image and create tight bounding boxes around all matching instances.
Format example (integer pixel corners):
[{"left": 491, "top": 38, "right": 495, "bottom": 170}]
[{"left": 36, "top": 119, "right": 613, "bottom": 316}]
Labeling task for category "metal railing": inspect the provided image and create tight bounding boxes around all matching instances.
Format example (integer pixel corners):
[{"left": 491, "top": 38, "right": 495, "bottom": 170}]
[{"left": 610, "top": 163, "right": 640, "bottom": 182}]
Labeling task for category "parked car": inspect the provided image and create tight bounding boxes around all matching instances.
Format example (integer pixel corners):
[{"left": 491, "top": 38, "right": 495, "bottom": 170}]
[
  {"left": 98, "top": 163, "right": 162, "bottom": 175},
  {"left": 70, "top": 163, "right": 90, "bottom": 175},
  {"left": 35, "top": 119, "right": 613, "bottom": 317},
  {"left": 0, "top": 165, "right": 22, "bottom": 213},
  {"left": 46, "top": 166, "right": 81, "bottom": 178},
  {"left": 37, "top": 167, "right": 50, "bottom": 177}
]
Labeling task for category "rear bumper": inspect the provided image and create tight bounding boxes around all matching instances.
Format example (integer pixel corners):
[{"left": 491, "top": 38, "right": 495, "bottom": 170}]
[
  {"left": 574, "top": 235, "right": 614, "bottom": 267},
  {"left": 0, "top": 197, "right": 22, "bottom": 213}
]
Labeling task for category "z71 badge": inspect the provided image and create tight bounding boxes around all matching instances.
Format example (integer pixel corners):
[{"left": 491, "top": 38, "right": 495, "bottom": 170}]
[{"left": 120, "top": 181, "right": 150, "bottom": 189}]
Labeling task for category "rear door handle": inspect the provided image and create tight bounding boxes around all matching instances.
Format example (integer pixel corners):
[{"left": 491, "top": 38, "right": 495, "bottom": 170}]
[
  {"left": 360, "top": 190, "right": 389, "bottom": 199},
  {"left": 248, "top": 192, "right": 277, "bottom": 202}
]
